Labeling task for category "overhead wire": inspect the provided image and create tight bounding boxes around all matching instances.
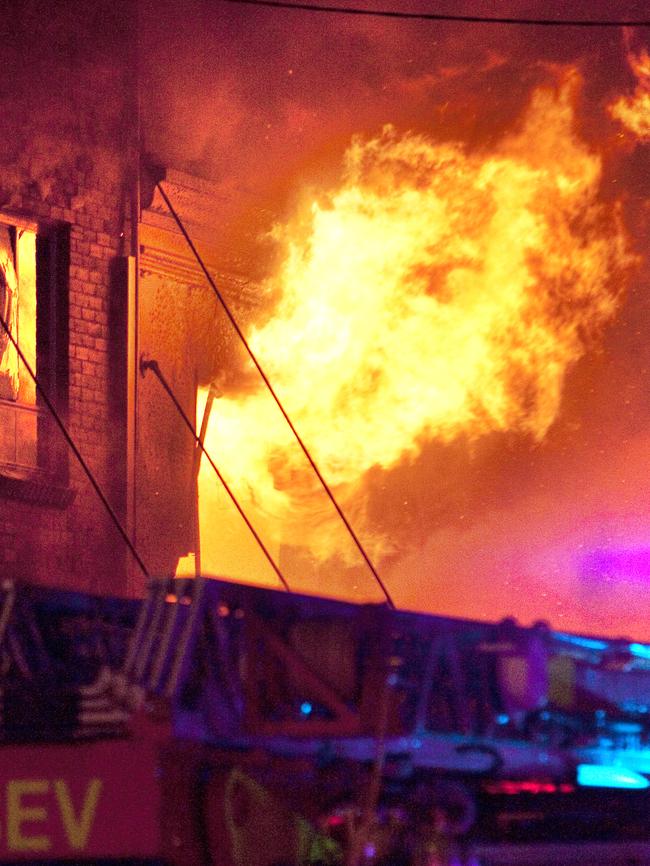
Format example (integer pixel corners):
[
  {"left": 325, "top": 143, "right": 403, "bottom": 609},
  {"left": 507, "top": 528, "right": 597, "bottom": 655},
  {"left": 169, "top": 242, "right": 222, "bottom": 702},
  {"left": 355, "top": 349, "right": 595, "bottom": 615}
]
[
  {"left": 161, "top": 0, "right": 645, "bottom": 610},
  {"left": 139, "top": 356, "right": 291, "bottom": 593},
  {"left": 219, "top": 0, "right": 650, "bottom": 28},
  {"left": 0, "top": 312, "right": 150, "bottom": 579},
  {"left": 155, "top": 180, "right": 396, "bottom": 610}
]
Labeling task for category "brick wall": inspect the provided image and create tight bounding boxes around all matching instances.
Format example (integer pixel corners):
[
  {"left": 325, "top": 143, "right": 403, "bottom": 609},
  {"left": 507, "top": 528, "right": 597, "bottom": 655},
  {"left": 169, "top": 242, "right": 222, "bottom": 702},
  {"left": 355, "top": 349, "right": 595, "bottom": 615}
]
[{"left": 0, "top": 0, "right": 136, "bottom": 595}]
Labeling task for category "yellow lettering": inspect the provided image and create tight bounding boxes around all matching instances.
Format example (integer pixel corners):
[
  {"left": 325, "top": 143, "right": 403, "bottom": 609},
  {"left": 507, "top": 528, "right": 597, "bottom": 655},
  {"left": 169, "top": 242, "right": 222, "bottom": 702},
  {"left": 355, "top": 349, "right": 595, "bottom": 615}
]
[
  {"left": 7, "top": 779, "right": 51, "bottom": 852},
  {"left": 54, "top": 778, "right": 102, "bottom": 851}
]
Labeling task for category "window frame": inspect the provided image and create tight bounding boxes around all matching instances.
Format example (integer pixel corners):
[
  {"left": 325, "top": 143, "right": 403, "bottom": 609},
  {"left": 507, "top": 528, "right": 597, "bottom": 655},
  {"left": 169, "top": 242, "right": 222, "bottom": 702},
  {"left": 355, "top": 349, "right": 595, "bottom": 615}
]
[{"left": 0, "top": 212, "right": 69, "bottom": 489}]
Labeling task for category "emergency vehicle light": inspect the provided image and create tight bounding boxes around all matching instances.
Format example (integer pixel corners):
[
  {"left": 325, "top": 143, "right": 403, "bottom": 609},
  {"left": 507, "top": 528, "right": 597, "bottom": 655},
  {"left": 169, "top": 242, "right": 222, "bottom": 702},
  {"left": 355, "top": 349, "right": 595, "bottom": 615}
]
[{"left": 577, "top": 764, "right": 650, "bottom": 789}]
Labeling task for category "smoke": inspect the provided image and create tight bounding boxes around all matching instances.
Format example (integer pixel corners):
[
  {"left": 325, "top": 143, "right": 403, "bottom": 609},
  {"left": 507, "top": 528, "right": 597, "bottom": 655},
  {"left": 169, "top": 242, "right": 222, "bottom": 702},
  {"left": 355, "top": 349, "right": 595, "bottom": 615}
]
[
  {"left": 140, "top": 1, "right": 645, "bottom": 186},
  {"left": 143, "top": 0, "right": 650, "bottom": 636}
]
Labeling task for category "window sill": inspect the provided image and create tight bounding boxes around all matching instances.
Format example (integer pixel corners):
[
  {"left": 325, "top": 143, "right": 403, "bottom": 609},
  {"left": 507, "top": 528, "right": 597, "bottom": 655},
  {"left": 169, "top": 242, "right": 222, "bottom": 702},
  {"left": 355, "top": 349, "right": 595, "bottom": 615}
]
[{"left": 0, "top": 469, "right": 75, "bottom": 509}]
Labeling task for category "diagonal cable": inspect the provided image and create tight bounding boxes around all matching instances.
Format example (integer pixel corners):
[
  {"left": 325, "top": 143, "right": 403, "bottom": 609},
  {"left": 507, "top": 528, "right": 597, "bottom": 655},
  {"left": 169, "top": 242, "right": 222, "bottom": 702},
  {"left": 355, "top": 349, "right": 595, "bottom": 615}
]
[
  {"left": 140, "top": 356, "right": 291, "bottom": 592},
  {"left": 155, "top": 181, "right": 395, "bottom": 609},
  {"left": 0, "top": 312, "right": 150, "bottom": 578}
]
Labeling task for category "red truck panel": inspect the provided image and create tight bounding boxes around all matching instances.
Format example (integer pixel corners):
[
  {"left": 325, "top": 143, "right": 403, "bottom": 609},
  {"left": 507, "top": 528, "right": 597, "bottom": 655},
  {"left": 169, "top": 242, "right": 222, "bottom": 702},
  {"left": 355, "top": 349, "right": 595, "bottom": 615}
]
[{"left": 0, "top": 738, "right": 161, "bottom": 861}]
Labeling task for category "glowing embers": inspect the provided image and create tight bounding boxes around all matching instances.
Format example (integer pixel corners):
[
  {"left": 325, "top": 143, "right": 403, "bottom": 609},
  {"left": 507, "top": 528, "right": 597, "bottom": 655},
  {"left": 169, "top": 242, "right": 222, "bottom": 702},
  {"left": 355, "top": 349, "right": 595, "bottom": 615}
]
[
  {"left": 577, "top": 764, "right": 650, "bottom": 790},
  {"left": 197, "top": 70, "right": 634, "bottom": 573}
]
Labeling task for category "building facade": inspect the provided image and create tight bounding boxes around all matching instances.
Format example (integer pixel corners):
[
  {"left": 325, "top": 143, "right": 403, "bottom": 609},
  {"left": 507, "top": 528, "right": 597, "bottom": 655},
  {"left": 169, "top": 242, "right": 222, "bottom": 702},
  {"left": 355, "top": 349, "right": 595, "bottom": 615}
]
[
  {"left": 0, "top": 1, "right": 138, "bottom": 594},
  {"left": 0, "top": 1, "right": 266, "bottom": 596}
]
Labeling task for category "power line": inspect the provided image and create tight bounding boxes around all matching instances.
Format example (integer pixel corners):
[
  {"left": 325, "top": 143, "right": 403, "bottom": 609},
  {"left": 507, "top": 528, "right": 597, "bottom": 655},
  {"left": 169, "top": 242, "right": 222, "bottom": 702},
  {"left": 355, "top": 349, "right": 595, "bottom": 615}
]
[
  {"left": 139, "top": 356, "right": 292, "bottom": 593},
  {"left": 0, "top": 312, "right": 150, "bottom": 579},
  {"left": 220, "top": 0, "right": 650, "bottom": 28},
  {"left": 155, "top": 180, "right": 396, "bottom": 610}
]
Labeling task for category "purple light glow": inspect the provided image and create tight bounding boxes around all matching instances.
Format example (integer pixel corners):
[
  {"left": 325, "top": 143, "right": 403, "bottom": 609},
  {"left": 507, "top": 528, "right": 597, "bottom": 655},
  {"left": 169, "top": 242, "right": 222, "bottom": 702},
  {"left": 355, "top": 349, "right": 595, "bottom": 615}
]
[{"left": 581, "top": 548, "right": 650, "bottom": 584}]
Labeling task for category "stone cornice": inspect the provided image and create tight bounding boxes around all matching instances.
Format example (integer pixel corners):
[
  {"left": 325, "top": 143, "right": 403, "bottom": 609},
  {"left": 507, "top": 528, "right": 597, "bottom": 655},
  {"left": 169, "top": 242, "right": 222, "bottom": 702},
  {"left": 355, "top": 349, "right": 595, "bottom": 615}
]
[{"left": 140, "top": 169, "right": 267, "bottom": 309}]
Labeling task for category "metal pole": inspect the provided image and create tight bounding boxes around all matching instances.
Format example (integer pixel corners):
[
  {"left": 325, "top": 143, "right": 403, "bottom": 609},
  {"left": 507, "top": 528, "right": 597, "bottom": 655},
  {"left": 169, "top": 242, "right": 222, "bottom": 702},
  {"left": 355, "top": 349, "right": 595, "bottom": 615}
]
[
  {"left": 140, "top": 356, "right": 290, "bottom": 592},
  {"left": 193, "top": 383, "right": 219, "bottom": 576}
]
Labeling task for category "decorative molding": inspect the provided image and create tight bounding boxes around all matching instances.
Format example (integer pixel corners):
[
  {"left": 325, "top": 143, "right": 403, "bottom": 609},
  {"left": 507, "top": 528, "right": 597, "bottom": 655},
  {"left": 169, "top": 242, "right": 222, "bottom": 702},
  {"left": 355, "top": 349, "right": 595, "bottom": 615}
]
[
  {"left": 145, "top": 169, "right": 233, "bottom": 239},
  {"left": 140, "top": 169, "right": 268, "bottom": 311}
]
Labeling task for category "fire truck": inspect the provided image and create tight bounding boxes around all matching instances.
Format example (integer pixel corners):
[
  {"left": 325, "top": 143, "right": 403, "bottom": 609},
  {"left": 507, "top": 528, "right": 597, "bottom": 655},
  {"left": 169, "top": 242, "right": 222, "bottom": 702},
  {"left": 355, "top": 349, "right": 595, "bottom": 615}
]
[{"left": 3, "top": 575, "right": 650, "bottom": 865}]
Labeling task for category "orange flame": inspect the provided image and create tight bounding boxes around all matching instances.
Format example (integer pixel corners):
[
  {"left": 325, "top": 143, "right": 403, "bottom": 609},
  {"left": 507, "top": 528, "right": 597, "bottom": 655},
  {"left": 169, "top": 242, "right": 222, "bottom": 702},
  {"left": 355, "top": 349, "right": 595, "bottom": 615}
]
[
  {"left": 197, "top": 72, "right": 633, "bottom": 578},
  {"left": 609, "top": 47, "right": 650, "bottom": 140}
]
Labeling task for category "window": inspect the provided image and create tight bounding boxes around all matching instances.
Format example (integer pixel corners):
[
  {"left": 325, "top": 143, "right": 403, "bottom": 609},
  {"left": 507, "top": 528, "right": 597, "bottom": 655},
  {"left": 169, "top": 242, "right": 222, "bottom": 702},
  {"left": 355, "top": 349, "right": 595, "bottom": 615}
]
[
  {"left": 0, "top": 222, "right": 36, "bottom": 403},
  {"left": 0, "top": 215, "right": 68, "bottom": 481}
]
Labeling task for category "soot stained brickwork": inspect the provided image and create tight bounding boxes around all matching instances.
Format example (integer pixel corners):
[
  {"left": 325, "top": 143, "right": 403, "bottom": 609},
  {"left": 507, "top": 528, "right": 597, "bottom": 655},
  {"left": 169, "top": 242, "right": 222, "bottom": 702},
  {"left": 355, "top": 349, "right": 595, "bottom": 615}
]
[{"left": 0, "top": 0, "right": 136, "bottom": 595}]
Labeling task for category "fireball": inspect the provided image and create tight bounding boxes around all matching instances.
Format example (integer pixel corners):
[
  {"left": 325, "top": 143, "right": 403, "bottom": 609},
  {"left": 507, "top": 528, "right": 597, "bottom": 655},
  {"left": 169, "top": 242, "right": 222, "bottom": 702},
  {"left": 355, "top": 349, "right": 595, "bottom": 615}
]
[{"left": 196, "top": 71, "right": 634, "bottom": 578}]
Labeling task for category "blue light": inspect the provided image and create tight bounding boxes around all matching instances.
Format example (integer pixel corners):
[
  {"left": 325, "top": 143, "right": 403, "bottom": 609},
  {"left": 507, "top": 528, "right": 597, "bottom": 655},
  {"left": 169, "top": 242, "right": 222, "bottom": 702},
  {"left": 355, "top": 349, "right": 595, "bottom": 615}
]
[
  {"left": 300, "top": 701, "right": 313, "bottom": 717},
  {"left": 554, "top": 632, "right": 609, "bottom": 652},
  {"left": 577, "top": 764, "right": 650, "bottom": 790},
  {"left": 629, "top": 642, "right": 650, "bottom": 660}
]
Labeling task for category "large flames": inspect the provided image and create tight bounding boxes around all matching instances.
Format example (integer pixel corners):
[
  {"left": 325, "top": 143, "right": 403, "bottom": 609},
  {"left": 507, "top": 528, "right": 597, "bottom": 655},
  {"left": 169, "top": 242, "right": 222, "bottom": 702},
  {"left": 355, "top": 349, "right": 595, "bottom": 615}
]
[{"left": 196, "top": 72, "right": 634, "bottom": 582}]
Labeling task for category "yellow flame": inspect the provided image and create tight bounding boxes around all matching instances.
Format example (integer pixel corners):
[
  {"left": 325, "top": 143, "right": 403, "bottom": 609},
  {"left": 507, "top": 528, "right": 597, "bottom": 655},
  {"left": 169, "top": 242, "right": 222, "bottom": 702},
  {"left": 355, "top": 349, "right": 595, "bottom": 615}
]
[
  {"left": 198, "top": 73, "right": 633, "bottom": 576},
  {"left": 610, "top": 48, "right": 650, "bottom": 140}
]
